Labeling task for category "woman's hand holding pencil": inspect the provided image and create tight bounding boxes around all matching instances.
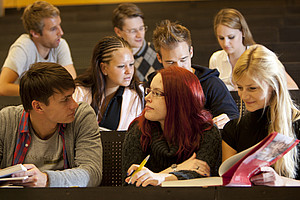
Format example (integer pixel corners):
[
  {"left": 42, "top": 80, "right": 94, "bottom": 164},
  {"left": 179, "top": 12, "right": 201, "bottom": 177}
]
[{"left": 125, "top": 155, "right": 174, "bottom": 187}]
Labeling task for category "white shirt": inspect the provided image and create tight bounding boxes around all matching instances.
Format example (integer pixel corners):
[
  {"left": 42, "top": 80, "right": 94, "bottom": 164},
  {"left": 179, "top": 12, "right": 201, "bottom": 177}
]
[
  {"left": 73, "top": 86, "right": 143, "bottom": 131},
  {"left": 209, "top": 50, "right": 235, "bottom": 91}
]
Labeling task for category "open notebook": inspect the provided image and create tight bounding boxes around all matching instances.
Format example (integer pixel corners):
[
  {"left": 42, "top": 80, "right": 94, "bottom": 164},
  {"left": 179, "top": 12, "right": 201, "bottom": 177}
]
[{"left": 162, "top": 132, "right": 299, "bottom": 187}]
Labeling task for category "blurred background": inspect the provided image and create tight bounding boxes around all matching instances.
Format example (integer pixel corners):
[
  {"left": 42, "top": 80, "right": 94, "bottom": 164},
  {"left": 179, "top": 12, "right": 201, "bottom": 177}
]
[{"left": 0, "top": 0, "right": 299, "bottom": 86}]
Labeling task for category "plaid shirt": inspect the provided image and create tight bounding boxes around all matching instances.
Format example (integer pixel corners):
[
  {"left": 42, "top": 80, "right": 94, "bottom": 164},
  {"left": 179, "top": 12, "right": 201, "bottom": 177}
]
[
  {"left": 134, "top": 41, "right": 163, "bottom": 82},
  {"left": 13, "top": 110, "right": 69, "bottom": 169}
]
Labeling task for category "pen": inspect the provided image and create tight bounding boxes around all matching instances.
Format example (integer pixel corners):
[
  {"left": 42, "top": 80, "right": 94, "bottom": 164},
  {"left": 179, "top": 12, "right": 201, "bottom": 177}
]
[{"left": 128, "top": 155, "right": 150, "bottom": 184}]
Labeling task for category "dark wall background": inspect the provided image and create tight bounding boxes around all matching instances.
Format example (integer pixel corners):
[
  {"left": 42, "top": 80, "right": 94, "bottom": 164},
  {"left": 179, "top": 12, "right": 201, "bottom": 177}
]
[{"left": 0, "top": 0, "right": 299, "bottom": 85}]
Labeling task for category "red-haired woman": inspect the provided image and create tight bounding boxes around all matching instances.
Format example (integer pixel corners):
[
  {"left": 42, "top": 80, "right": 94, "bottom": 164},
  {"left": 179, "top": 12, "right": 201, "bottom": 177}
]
[{"left": 122, "top": 67, "right": 222, "bottom": 187}]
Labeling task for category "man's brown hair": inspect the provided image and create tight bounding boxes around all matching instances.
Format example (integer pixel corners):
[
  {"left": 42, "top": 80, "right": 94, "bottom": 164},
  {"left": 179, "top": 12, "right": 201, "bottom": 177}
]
[
  {"left": 152, "top": 20, "right": 192, "bottom": 56},
  {"left": 20, "top": 62, "right": 75, "bottom": 111},
  {"left": 112, "top": 3, "right": 144, "bottom": 29},
  {"left": 22, "top": 1, "right": 60, "bottom": 36}
]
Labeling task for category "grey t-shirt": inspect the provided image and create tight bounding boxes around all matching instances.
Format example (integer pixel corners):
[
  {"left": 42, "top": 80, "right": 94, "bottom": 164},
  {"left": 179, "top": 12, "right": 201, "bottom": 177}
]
[
  {"left": 23, "top": 126, "right": 64, "bottom": 171},
  {"left": 2, "top": 34, "right": 73, "bottom": 81}
]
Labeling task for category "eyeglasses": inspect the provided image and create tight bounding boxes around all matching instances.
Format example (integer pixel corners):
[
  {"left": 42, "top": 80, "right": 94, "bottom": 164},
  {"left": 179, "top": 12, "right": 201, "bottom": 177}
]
[
  {"left": 122, "top": 25, "right": 148, "bottom": 35},
  {"left": 145, "top": 88, "right": 165, "bottom": 97}
]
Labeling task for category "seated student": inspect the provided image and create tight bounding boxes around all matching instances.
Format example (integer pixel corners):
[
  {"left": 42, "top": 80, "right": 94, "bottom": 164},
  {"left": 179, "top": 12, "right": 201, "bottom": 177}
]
[
  {"left": 0, "top": 1, "right": 76, "bottom": 96},
  {"left": 73, "top": 36, "right": 144, "bottom": 131},
  {"left": 123, "top": 67, "right": 221, "bottom": 187},
  {"left": 0, "top": 62, "right": 102, "bottom": 187},
  {"left": 152, "top": 20, "right": 239, "bottom": 129},
  {"left": 209, "top": 8, "right": 298, "bottom": 91},
  {"left": 222, "top": 44, "right": 300, "bottom": 186},
  {"left": 112, "top": 3, "right": 163, "bottom": 81}
]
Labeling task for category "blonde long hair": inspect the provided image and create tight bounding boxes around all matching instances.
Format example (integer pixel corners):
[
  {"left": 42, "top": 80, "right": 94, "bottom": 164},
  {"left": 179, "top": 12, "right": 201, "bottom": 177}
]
[{"left": 233, "top": 44, "right": 300, "bottom": 178}]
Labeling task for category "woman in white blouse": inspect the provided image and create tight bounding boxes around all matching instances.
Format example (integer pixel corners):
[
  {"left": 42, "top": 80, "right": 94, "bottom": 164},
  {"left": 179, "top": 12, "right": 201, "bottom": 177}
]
[
  {"left": 73, "top": 36, "right": 144, "bottom": 131},
  {"left": 209, "top": 8, "right": 298, "bottom": 91}
]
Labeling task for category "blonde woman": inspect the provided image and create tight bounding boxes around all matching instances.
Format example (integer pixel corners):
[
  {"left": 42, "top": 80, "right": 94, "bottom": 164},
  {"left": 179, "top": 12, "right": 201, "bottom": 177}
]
[
  {"left": 222, "top": 44, "right": 300, "bottom": 186},
  {"left": 209, "top": 8, "right": 298, "bottom": 90}
]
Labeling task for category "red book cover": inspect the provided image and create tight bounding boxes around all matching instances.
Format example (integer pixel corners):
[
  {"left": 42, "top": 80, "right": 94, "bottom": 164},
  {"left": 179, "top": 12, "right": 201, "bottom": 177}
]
[
  {"left": 221, "top": 132, "right": 299, "bottom": 186},
  {"left": 162, "top": 132, "right": 299, "bottom": 187}
]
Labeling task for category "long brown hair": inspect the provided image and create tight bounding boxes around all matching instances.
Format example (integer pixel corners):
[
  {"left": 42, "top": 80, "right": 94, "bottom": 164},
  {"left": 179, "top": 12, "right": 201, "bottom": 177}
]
[{"left": 75, "top": 36, "right": 143, "bottom": 119}]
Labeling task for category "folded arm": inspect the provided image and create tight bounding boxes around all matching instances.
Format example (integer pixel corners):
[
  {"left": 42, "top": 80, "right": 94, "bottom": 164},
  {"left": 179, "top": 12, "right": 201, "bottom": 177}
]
[
  {"left": 64, "top": 64, "right": 77, "bottom": 79},
  {"left": 0, "top": 67, "right": 19, "bottom": 96},
  {"left": 46, "top": 103, "right": 102, "bottom": 187}
]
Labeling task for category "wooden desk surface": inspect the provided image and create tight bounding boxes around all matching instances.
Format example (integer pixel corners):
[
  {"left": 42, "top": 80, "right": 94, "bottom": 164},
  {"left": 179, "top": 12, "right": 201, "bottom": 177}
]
[{"left": 1, "top": 186, "right": 300, "bottom": 200}]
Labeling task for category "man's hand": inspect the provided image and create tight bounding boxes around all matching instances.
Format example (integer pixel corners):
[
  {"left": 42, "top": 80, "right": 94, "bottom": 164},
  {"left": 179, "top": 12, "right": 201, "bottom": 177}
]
[{"left": 11, "top": 164, "right": 48, "bottom": 187}]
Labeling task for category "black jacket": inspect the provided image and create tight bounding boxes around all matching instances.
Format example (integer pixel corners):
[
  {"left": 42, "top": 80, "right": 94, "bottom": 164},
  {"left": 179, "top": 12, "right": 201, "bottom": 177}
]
[{"left": 192, "top": 64, "right": 239, "bottom": 120}]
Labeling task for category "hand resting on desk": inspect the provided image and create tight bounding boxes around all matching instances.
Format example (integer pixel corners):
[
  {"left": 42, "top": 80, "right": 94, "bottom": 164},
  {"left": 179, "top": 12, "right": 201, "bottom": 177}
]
[
  {"left": 160, "top": 153, "right": 210, "bottom": 176},
  {"left": 11, "top": 164, "right": 48, "bottom": 187},
  {"left": 126, "top": 153, "right": 210, "bottom": 187},
  {"left": 177, "top": 153, "right": 210, "bottom": 176},
  {"left": 125, "top": 165, "right": 173, "bottom": 187},
  {"left": 250, "top": 166, "right": 300, "bottom": 186}
]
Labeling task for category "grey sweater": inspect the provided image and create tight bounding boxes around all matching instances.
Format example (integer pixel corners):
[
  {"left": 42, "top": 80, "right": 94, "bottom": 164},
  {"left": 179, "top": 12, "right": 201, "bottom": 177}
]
[
  {"left": 0, "top": 102, "right": 102, "bottom": 187},
  {"left": 122, "top": 121, "right": 222, "bottom": 182}
]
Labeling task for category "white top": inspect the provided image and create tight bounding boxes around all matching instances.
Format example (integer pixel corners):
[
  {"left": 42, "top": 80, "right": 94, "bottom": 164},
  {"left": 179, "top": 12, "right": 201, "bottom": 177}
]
[
  {"left": 73, "top": 86, "right": 144, "bottom": 131},
  {"left": 209, "top": 50, "right": 235, "bottom": 91},
  {"left": 209, "top": 46, "right": 250, "bottom": 91},
  {"left": 3, "top": 34, "right": 73, "bottom": 80}
]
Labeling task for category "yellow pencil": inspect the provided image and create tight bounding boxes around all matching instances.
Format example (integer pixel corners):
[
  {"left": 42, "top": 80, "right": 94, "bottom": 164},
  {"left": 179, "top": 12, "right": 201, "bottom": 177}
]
[{"left": 128, "top": 155, "right": 150, "bottom": 184}]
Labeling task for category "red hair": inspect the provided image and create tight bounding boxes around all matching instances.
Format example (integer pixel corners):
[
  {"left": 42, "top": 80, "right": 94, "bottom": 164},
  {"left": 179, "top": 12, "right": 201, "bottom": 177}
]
[{"left": 134, "top": 67, "right": 213, "bottom": 162}]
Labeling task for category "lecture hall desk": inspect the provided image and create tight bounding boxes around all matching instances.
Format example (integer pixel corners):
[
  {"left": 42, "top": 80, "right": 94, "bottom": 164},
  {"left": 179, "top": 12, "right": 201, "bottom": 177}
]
[{"left": 1, "top": 186, "right": 300, "bottom": 200}]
